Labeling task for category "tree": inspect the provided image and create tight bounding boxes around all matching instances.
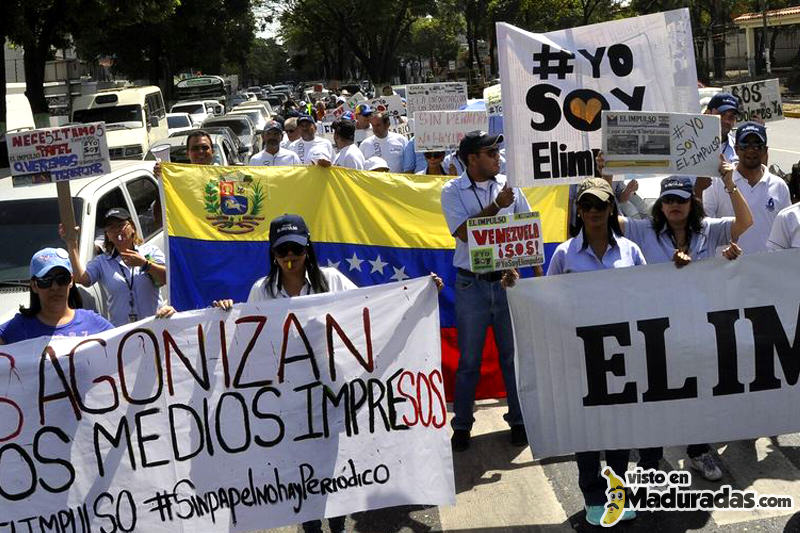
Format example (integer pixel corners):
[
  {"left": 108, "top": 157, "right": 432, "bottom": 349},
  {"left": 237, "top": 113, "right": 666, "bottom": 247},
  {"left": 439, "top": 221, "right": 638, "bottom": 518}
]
[
  {"left": 401, "top": 13, "right": 465, "bottom": 80},
  {"left": 246, "top": 38, "right": 292, "bottom": 83}
]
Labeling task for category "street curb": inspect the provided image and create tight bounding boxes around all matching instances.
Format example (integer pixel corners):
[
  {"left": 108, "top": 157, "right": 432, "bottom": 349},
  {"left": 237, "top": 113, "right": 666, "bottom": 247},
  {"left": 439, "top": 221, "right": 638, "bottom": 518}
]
[{"left": 785, "top": 111, "right": 800, "bottom": 118}]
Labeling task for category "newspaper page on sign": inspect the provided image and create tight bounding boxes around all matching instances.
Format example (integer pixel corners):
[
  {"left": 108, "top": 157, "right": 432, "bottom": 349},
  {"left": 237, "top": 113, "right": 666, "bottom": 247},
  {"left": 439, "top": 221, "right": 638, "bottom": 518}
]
[
  {"left": 498, "top": 9, "right": 699, "bottom": 187},
  {"left": 0, "top": 278, "right": 455, "bottom": 531},
  {"left": 6, "top": 122, "right": 110, "bottom": 184},
  {"left": 467, "top": 212, "right": 544, "bottom": 272},
  {"left": 723, "top": 78, "right": 783, "bottom": 123},
  {"left": 601, "top": 111, "right": 720, "bottom": 176},
  {"left": 369, "top": 95, "right": 405, "bottom": 117},
  {"left": 406, "top": 82, "right": 468, "bottom": 115},
  {"left": 414, "top": 110, "right": 488, "bottom": 151},
  {"left": 484, "top": 84, "right": 503, "bottom": 117}
]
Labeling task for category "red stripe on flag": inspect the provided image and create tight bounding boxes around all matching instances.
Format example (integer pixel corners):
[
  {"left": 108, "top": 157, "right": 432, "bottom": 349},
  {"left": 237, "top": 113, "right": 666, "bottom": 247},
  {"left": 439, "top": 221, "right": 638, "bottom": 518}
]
[{"left": 441, "top": 327, "right": 508, "bottom": 403}]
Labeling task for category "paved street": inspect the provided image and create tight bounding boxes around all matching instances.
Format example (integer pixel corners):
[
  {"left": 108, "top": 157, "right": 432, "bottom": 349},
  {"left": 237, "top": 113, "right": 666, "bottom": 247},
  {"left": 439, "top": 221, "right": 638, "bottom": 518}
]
[
  {"left": 258, "top": 399, "right": 800, "bottom": 532},
  {"left": 764, "top": 116, "right": 800, "bottom": 174}
]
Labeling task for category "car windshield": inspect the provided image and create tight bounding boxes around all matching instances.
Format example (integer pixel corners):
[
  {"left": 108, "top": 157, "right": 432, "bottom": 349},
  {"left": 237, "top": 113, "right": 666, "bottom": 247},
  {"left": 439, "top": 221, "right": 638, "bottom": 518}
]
[
  {"left": 207, "top": 119, "right": 249, "bottom": 136},
  {"left": 0, "top": 198, "right": 84, "bottom": 282},
  {"left": 167, "top": 115, "right": 191, "bottom": 128},
  {"left": 73, "top": 105, "right": 143, "bottom": 129},
  {"left": 172, "top": 104, "right": 204, "bottom": 115}
]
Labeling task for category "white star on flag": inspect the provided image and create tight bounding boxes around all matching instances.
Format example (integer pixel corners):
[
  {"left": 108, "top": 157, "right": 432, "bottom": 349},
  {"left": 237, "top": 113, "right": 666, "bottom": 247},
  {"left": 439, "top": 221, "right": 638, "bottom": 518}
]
[
  {"left": 368, "top": 255, "right": 388, "bottom": 274},
  {"left": 390, "top": 265, "right": 409, "bottom": 281},
  {"left": 326, "top": 259, "right": 341, "bottom": 269},
  {"left": 346, "top": 252, "right": 364, "bottom": 271}
]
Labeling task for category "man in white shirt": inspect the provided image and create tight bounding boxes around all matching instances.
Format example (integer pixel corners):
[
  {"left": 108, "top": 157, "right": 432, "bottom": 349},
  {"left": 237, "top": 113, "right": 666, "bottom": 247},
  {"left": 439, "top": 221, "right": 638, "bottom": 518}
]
[
  {"left": 249, "top": 121, "right": 301, "bottom": 166},
  {"left": 354, "top": 103, "right": 373, "bottom": 145},
  {"left": 703, "top": 122, "right": 790, "bottom": 253},
  {"left": 767, "top": 203, "right": 800, "bottom": 250},
  {"left": 331, "top": 119, "right": 365, "bottom": 170},
  {"left": 359, "top": 112, "right": 407, "bottom": 173},
  {"left": 695, "top": 92, "right": 741, "bottom": 199},
  {"left": 280, "top": 117, "right": 301, "bottom": 148},
  {"left": 288, "top": 115, "right": 335, "bottom": 165}
]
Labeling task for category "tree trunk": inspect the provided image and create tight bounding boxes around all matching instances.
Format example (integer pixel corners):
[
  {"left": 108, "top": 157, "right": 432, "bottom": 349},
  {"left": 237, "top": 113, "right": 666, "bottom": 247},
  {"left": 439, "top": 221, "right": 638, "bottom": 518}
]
[
  {"left": 0, "top": 30, "right": 7, "bottom": 130},
  {"left": 23, "top": 38, "right": 49, "bottom": 118}
]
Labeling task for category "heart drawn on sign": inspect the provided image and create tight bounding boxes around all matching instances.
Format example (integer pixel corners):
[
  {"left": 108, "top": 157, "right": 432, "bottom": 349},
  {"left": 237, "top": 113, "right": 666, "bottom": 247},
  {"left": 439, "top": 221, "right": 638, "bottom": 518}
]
[{"left": 569, "top": 97, "right": 603, "bottom": 124}]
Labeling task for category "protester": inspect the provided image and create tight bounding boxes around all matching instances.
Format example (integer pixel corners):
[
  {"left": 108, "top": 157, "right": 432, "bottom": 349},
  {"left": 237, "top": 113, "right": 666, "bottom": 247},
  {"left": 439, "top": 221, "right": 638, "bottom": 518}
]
[
  {"left": 360, "top": 112, "right": 407, "bottom": 173},
  {"left": 354, "top": 103, "right": 373, "bottom": 144},
  {"left": 365, "top": 156, "right": 391, "bottom": 172},
  {"left": 403, "top": 137, "right": 427, "bottom": 173},
  {"left": 289, "top": 115, "right": 335, "bottom": 165},
  {"left": 60, "top": 208, "right": 174, "bottom": 327},
  {"left": 332, "top": 119, "right": 366, "bottom": 170},
  {"left": 0, "top": 248, "right": 114, "bottom": 344},
  {"left": 282, "top": 117, "right": 301, "bottom": 148},
  {"left": 153, "top": 129, "right": 215, "bottom": 179},
  {"left": 546, "top": 178, "right": 645, "bottom": 526},
  {"left": 695, "top": 92, "right": 741, "bottom": 197},
  {"left": 703, "top": 122, "right": 790, "bottom": 254},
  {"left": 417, "top": 151, "right": 446, "bottom": 175},
  {"left": 440, "top": 131, "right": 536, "bottom": 452},
  {"left": 249, "top": 120, "right": 301, "bottom": 166},
  {"left": 767, "top": 201, "right": 800, "bottom": 249}
]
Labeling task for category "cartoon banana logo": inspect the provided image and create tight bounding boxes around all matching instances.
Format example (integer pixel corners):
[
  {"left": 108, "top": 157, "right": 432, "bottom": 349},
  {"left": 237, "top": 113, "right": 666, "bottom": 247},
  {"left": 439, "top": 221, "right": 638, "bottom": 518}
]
[{"left": 601, "top": 467, "right": 626, "bottom": 526}]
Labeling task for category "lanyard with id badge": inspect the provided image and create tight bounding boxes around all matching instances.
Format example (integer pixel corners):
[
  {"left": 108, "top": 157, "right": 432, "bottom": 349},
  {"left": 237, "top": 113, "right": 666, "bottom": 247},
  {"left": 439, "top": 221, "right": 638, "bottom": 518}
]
[{"left": 118, "top": 261, "right": 138, "bottom": 323}]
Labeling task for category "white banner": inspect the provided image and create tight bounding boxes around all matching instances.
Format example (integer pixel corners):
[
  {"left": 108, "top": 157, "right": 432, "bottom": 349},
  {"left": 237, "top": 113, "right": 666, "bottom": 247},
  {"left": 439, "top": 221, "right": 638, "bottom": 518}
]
[
  {"left": 508, "top": 250, "right": 800, "bottom": 458},
  {"left": 723, "top": 78, "right": 784, "bottom": 123},
  {"left": 497, "top": 9, "right": 700, "bottom": 186},
  {"left": 414, "top": 110, "right": 489, "bottom": 151},
  {"left": 6, "top": 122, "right": 110, "bottom": 182},
  {"left": 0, "top": 278, "right": 454, "bottom": 531},
  {"left": 369, "top": 95, "right": 405, "bottom": 117},
  {"left": 406, "top": 82, "right": 468, "bottom": 115},
  {"left": 602, "top": 111, "right": 721, "bottom": 176}
]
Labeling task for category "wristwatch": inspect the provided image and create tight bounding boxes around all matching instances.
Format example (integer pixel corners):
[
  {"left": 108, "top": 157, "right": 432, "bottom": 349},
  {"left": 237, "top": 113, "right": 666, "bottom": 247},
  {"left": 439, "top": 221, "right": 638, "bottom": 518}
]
[{"left": 725, "top": 185, "right": 738, "bottom": 194}]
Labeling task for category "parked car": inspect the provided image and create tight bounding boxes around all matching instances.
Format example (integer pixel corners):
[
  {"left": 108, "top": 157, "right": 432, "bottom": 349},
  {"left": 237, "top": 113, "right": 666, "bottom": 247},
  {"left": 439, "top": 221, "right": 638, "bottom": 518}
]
[
  {"left": 228, "top": 108, "right": 268, "bottom": 135},
  {"left": 166, "top": 112, "right": 194, "bottom": 135},
  {"left": 202, "top": 114, "right": 261, "bottom": 156},
  {"left": 144, "top": 133, "right": 241, "bottom": 166},
  {"left": 194, "top": 125, "right": 251, "bottom": 162},
  {"left": 169, "top": 100, "right": 224, "bottom": 126},
  {"left": 0, "top": 161, "right": 164, "bottom": 323},
  {"left": 265, "top": 95, "right": 286, "bottom": 109}
]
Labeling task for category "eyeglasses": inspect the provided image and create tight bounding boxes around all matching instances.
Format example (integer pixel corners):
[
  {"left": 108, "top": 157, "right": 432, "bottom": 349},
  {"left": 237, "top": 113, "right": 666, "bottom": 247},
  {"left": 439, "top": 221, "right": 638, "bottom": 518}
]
[
  {"left": 578, "top": 197, "right": 610, "bottom": 211},
  {"left": 478, "top": 147, "right": 500, "bottom": 157},
  {"left": 737, "top": 143, "right": 766, "bottom": 152},
  {"left": 662, "top": 195, "right": 691, "bottom": 205},
  {"left": 35, "top": 272, "right": 72, "bottom": 289},
  {"left": 424, "top": 152, "right": 445, "bottom": 159},
  {"left": 274, "top": 242, "right": 307, "bottom": 258}
]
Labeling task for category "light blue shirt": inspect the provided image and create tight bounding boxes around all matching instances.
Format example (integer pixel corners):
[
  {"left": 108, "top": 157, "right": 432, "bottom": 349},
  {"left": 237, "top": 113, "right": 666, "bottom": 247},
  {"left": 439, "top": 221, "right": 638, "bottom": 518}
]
[
  {"left": 547, "top": 230, "right": 646, "bottom": 275},
  {"left": 441, "top": 172, "right": 531, "bottom": 270},
  {"left": 722, "top": 130, "right": 738, "bottom": 164},
  {"left": 403, "top": 138, "right": 427, "bottom": 173},
  {"left": 86, "top": 243, "right": 165, "bottom": 326},
  {"left": 623, "top": 217, "right": 732, "bottom": 264}
]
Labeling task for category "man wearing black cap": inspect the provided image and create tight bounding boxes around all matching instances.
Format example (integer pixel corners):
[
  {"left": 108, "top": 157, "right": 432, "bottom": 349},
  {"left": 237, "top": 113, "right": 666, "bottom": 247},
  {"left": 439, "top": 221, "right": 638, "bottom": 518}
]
[
  {"left": 249, "top": 120, "right": 301, "bottom": 166},
  {"left": 705, "top": 92, "right": 741, "bottom": 164},
  {"left": 332, "top": 119, "right": 366, "bottom": 170},
  {"left": 703, "top": 121, "right": 790, "bottom": 253},
  {"left": 441, "top": 130, "right": 532, "bottom": 452},
  {"left": 289, "top": 115, "right": 334, "bottom": 165}
]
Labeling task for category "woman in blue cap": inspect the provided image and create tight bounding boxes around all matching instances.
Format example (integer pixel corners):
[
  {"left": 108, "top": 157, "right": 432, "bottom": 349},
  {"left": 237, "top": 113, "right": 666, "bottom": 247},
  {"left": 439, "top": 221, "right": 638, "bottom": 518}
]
[{"left": 0, "top": 248, "right": 113, "bottom": 344}]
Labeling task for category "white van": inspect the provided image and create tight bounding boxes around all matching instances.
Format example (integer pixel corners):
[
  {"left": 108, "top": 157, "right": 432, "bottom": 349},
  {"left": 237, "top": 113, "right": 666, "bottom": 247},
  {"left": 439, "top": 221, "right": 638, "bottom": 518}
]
[
  {"left": 169, "top": 99, "right": 224, "bottom": 126},
  {"left": 72, "top": 86, "right": 168, "bottom": 160}
]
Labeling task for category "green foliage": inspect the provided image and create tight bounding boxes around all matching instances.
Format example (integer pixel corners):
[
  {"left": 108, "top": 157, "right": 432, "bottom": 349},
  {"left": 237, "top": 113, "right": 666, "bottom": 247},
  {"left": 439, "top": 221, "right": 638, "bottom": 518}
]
[
  {"left": 246, "top": 38, "right": 291, "bottom": 83},
  {"left": 250, "top": 181, "right": 265, "bottom": 216},
  {"left": 204, "top": 181, "right": 220, "bottom": 213}
]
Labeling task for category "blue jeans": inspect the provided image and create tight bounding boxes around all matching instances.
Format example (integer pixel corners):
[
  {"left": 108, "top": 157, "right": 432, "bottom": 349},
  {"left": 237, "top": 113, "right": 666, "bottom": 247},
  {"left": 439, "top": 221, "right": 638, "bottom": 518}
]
[{"left": 451, "top": 271, "right": 523, "bottom": 431}]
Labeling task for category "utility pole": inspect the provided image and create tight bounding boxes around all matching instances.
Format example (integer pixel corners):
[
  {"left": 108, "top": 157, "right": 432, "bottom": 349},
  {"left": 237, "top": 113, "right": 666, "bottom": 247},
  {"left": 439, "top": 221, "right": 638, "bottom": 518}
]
[{"left": 762, "top": 0, "right": 772, "bottom": 74}]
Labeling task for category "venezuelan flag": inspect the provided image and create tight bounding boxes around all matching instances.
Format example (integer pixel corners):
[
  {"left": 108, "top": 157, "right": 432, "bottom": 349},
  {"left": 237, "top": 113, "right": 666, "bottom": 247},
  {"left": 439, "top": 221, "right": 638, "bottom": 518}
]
[{"left": 162, "top": 164, "right": 568, "bottom": 400}]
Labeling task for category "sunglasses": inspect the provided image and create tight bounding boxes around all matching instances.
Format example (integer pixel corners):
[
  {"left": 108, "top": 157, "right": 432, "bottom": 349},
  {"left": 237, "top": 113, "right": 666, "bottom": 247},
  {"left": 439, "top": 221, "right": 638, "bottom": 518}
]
[
  {"left": 737, "top": 142, "right": 766, "bottom": 152},
  {"left": 274, "top": 242, "right": 307, "bottom": 258},
  {"left": 35, "top": 272, "right": 72, "bottom": 289},
  {"left": 425, "top": 152, "right": 445, "bottom": 159},
  {"left": 662, "top": 195, "right": 690, "bottom": 205},
  {"left": 578, "top": 197, "right": 610, "bottom": 211}
]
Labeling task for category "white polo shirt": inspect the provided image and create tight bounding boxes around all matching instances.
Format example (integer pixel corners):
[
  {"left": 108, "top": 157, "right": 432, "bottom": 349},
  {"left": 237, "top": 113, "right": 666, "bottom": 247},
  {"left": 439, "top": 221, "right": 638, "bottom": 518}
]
[
  {"left": 359, "top": 132, "right": 407, "bottom": 173},
  {"left": 768, "top": 203, "right": 800, "bottom": 250},
  {"left": 247, "top": 267, "right": 356, "bottom": 301},
  {"left": 334, "top": 144, "right": 366, "bottom": 170},
  {"left": 289, "top": 137, "right": 335, "bottom": 165},
  {"left": 249, "top": 147, "right": 301, "bottom": 166},
  {"left": 702, "top": 167, "right": 790, "bottom": 253}
]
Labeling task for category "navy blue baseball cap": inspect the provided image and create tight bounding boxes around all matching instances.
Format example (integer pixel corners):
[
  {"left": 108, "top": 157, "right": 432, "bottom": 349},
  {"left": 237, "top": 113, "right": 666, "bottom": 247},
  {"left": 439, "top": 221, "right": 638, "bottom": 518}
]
[
  {"left": 735, "top": 122, "right": 767, "bottom": 145},
  {"left": 458, "top": 130, "right": 504, "bottom": 159},
  {"left": 297, "top": 114, "right": 315, "bottom": 124},
  {"left": 660, "top": 176, "right": 694, "bottom": 199},
  {"left": 269, "top": 214, "right": 310, "bottom": 248},
  {"left": 707, "top": 92, "right": 740, "bottom": 113},
  {"left": 261, "top": 120, "right": 283, "bottom": 133}
]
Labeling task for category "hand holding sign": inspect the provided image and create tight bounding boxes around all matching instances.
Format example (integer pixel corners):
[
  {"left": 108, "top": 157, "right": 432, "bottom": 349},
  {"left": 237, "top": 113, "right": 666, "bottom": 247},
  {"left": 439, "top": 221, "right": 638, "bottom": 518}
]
[{"left": 496, "top": 184, "right": 515, "bottom": 208}]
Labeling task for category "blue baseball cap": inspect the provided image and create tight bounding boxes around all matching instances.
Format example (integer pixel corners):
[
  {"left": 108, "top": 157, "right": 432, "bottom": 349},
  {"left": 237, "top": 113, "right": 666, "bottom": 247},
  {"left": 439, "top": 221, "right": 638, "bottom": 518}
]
[
  {"left": 355, "top": 103, "right": 373, "bottom": 116},
  {"left": 735, "top": 122, "right": 767, "bottom": 145},
  {"left": 30, "top": 247, "right": 72, "bottom": 278},
  {"left": 297, "top": 114, "right": 314, "bottom": 124},
  {"left": 660, "top": 176, "right": 694, "bottom": 199},
  {"left": 261, "top": 120, "right": 283, "bottom": 133},
  {"left": 269, "top": 214, "right": 310, "bottom": 248},
  {"left": 707, "top": 92, "right": 740, "bottom": 114}
]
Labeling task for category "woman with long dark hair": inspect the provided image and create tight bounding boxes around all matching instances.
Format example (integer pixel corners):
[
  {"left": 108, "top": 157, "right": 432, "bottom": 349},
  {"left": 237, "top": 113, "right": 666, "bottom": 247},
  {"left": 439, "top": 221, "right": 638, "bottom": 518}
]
[
  {"left": 546, "top": 178, "right": 645, "bottom": 527},
  {"left": 0, "top": 248, "right": 113, "bottom": 344}
]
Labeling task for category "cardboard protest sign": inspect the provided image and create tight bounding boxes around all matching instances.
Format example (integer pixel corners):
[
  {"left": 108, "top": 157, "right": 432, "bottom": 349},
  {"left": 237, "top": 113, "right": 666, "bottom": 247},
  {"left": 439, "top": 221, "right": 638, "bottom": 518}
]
[
  {"left": 484, "top": 84, "right": 503, "bottom": 117},
  {"left": 6, "top": 122, "right": 110, "bottom": 184},
  {"left": 467, "top": 211, "right": 544, "bottom": 272},
  {"left": 601, "top": 111, "right": 720, "bottom": 176},
  {"left": 369, "top": 95, "right": 405, "bottom": 117},
  {"left": 323, "top": 105, "right": 345, "bottom": 123},
  {"left": 346, "top": 92, "right": 366, "bottom": 111},
  {"left": 0, "top": 277, "right": 454, "bottom": 531},
  {"left": 414, "top": 110, "right": 489, "bottom": 151},
  {"left": 509, "top": 250, "right": 800, "bottom": 457},
  {"left": 723, "top": 78, "right": 783, "bottom": 123},
  {"left": 498, "top": 9, "right": 700, "bottom": 186},
  {"left": 406, "top": 82, "right": 468, "bottom": 115}
]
